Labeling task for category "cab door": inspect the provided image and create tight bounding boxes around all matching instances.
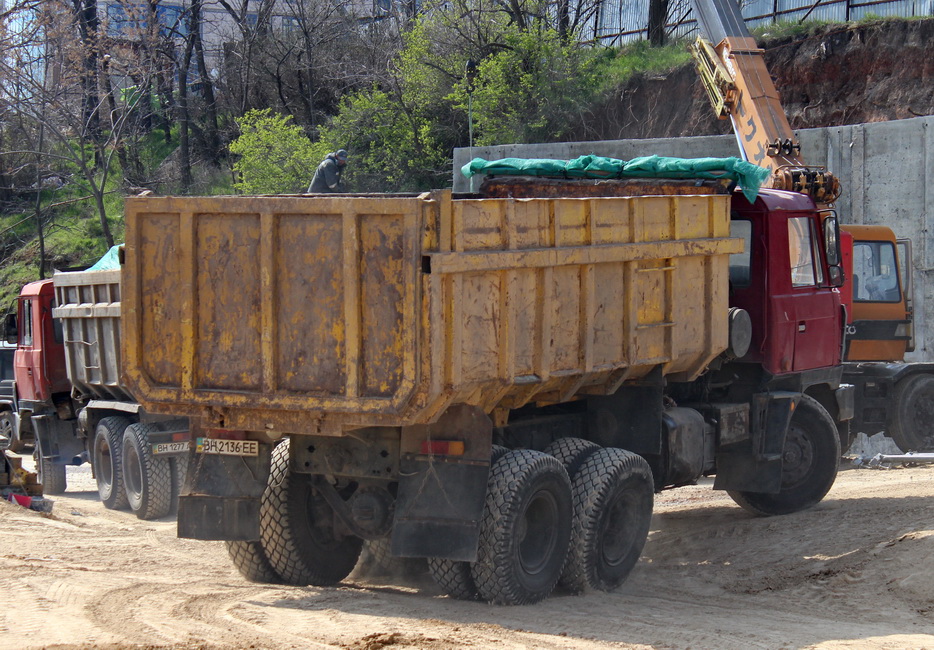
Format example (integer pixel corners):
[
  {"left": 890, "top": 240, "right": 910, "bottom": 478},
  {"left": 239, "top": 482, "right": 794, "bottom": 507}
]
[{"left": 784, "top": 215, "right": 840, "bottom": 371}]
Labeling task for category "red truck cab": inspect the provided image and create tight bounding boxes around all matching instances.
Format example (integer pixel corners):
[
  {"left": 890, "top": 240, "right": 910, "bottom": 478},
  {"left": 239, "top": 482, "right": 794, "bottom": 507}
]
[
  {"left": 12, "top": 280, "right": 68, "bottom": 407},
  {"left": 728, "top": 189, "right": 845, "bottom": 375}
]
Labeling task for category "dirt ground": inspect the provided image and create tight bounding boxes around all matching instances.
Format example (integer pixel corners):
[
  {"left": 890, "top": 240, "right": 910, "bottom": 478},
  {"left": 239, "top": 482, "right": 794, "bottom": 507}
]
[{"left": 2, "top": 457, "right": 933, "bottom": 650}]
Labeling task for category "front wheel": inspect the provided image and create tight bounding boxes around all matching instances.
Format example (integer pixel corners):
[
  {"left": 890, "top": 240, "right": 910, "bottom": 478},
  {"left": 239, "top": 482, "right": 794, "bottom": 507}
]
[
  {"left": 728, "top": 394, "right": 840, "bottom": 516},
  {"left": 0, "top": 411, "right": 26, "bottom": 453},
  {"left": 889, "top": 374, "right": 934, "bottom": 452}
]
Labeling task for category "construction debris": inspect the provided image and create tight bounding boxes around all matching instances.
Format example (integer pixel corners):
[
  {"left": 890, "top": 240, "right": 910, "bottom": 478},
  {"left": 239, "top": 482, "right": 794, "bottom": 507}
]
[
  {"left": 854, "top": 452, "right": 934, "bottom": 469},
  {"left": 1, "top": 451, "right": 53, "bottom": 513}
]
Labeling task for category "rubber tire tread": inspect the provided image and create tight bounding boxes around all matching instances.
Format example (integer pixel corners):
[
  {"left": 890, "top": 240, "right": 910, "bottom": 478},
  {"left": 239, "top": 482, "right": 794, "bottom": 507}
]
[
  {"left": 562, "top": 448, "right": 654, "bottom": 593},
  {"left": 544, "top": 437, "right": 600, "bottom": 481},
  {"left": 260, "top": 439, "right": 363, "bottom": 586},
  {"left": 36, "top": 443, "right": 67, "bottom": 495},
  {"left": 728, "top": 394, "right": 840, "bottom": 516},
  {"left": 226, "top": 541, "right": 282, "bottom": 584},
  {"left": 471, "top": 449, "right": 572, "bottom": 605},
  {"left": 123, "top": 423, "right": 173, "bottom": 520},
  {"left": 94, "top": 416, "right": 132, "bottom": 509},
  {"left": 428, "top": 557, "right": 480, "bottom": 600},
  {"left": 425, "top": 444, "right": 510, "bottom": 601},
  {"left": 889, "top": 374, "right": 934, "bottom": 452}
]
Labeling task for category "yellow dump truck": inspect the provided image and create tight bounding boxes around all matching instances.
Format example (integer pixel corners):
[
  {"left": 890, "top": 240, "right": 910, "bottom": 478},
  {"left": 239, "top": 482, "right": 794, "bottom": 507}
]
[{"left": 122, "top": 175, "right": 851, "bottom": 605}]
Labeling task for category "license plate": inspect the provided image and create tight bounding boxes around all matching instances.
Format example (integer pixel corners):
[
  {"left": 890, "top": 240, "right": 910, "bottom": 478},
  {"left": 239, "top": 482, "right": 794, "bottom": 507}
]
[
  {"left": 152, "top": 441, "right": 189, "bottom": 455},
  {"left": 196, "top": 437, "right": 259, "bottom": 456}
]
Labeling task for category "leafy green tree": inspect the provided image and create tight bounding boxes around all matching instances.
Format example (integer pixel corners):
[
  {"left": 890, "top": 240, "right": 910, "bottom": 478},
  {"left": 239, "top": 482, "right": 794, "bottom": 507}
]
[
  {"left": 450, "top": 27, "right": 601, "bottom": 146},
  {"left": 316, "top": 21, "right": 459, "bottom": 191},
  {"left": 229, "top": 109, "right": 323, "bottom": 194}
]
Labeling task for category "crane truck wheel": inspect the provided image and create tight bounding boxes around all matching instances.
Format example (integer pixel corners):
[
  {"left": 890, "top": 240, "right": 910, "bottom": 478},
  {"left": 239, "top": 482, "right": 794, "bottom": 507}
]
[
  {"left": 259, "top": 438, "right": 363, "bottom": 586},
  {"left": 728, "top": 394, "right": 840, "bottom": 516},
  {"left": 561, "top": 448, "right": 654, "bottom": 593},
  {"left": 889, "top": 374, "right": 934, "bottom": 452},
  {"left": 34, "top": 439, "right": 67, "bottom": 495},
  {"left": 122, "top": 423, "right": 173, "bottom": 520},
  {"left": 470, "top": 449, "right": 572, "bottom": 605},
  {"left": 225, "top": 541, "right": 283, "bottom": 584},
  {"left": 93, "top": 416, "right": 132, "bottom": 509},
  {"left": 427, "top": 444, "right": 509, "bottom": 601}
]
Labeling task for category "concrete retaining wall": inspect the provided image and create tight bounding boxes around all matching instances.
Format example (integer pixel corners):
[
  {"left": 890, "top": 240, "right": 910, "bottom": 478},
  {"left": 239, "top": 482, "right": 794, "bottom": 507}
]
[{"left": 452, "top": 115, "right": 934, "bottom": 361}]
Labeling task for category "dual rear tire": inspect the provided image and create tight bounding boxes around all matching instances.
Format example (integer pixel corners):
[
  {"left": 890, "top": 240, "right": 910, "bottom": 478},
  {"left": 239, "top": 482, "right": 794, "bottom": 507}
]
[
  {"left": 93, "top": 417, "right": 176, "bottom": 520},
  {"left": 229, "top": 439, "right": 363, "bottom": 587},
  {"left": 428, "top": 441, "right": 654, "bottom": 605}
]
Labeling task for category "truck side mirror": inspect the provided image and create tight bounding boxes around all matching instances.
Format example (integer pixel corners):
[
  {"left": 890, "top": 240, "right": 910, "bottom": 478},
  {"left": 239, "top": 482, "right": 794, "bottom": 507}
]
[
  {"left": 823, "top": 216, "right": 840, "bottom": 266},
  {"left": 823, "top": 216, "right": 844, "bottom": 287},
  {"left": 828, "top": 265, "right": 845, "bottom": 287},
  {"left": 4, "top": 313, "right": 16, "bottom": 345}
]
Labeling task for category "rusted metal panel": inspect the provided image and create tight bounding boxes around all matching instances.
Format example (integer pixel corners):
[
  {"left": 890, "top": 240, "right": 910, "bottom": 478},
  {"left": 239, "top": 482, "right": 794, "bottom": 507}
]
[
  {"left": 123, "top": 190, "right": 739, "bottom": 433},
  {"left": 53, "top": 269, "right": 132, "bottom": 402}
]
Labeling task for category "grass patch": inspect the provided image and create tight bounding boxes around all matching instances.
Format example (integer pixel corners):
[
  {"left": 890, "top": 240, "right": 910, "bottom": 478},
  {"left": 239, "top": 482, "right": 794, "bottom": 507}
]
[{"left": 593, "top": 39, "right": 693, "bottom": 88}]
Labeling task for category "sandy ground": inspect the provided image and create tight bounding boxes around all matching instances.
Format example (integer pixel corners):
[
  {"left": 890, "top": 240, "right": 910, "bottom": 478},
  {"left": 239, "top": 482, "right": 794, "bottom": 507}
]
[{"left": 1, "top": 457, "right": 933, "bottom": 650}]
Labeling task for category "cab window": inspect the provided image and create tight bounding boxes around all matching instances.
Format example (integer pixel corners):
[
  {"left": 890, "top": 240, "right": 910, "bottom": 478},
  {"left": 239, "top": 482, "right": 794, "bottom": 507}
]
[
  {"left": 20, "top": 299, "right": 33, "bottom": 347},
  {"left": 853, "top": 241, "right": 901, "bottom": 302},
  {"left": 788, "top": 217, "right": 818, "bottom": 287}
]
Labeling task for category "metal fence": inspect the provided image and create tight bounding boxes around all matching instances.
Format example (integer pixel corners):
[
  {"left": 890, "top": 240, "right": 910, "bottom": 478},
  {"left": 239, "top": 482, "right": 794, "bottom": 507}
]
[{"left": 589, "top": 0, "right": 934, "bottom": 45}]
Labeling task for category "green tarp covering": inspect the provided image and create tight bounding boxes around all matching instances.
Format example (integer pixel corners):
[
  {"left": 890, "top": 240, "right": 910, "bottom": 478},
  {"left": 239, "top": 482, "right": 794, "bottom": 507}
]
[
  {"left": 461, "top": 154, "right": 770, "bottom": 201},
  {"left": 87, "top": 245, "right": 121, "bottom": 271}
]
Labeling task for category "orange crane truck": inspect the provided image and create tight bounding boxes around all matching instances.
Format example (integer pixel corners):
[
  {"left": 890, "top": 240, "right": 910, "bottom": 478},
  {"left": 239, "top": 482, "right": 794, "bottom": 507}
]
[
  {"left": 689, "top": 0, "right": 932, "bottom": 452},
  {"left": 118, "top": 176, "right": 852, "bottom": 605}
]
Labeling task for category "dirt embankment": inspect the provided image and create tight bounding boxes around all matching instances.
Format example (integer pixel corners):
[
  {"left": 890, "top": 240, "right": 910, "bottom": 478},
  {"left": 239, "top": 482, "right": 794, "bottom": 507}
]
[
  {"left": 570, "top": 18, "right": 934, "bottom": 142},
  {"left": 1, "top": 461, "right": 933, "bottom": 649}
]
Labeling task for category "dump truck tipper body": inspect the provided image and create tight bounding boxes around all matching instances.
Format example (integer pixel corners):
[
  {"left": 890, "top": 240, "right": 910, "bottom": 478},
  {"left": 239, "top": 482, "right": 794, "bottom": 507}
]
[
  {"left": 122, "top": 179, "right": 851, "bottom": 605},
  {"left": 123, "top": 190, "right": 734, "bottom": 431}
]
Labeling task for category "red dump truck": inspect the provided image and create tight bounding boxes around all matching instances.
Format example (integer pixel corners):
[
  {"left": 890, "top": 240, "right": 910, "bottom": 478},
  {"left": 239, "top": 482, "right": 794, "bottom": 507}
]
[
  {"left": 120, "top": 174, "right": 853, "bottom": 604},
  {"left": 1, "top": 269, "right": 189, "bottom": 519}
]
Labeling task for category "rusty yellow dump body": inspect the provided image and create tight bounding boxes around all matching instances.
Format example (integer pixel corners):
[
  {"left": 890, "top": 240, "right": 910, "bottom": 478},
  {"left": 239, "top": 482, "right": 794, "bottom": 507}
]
[{"left": 122, "top": 190, "right": 739, "bottom": 435}]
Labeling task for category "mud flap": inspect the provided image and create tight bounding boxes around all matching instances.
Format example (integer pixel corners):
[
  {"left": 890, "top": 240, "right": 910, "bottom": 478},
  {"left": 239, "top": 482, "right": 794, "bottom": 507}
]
[
  {"left": 32, "top": 415, "right": 82, "bottom": 464},
  {"left": 177, "top": 442, "right": 273, "bottom": 541},
  {"left": 391, "top": 404, "right": 492, "bottom": 561},
  {"left": 714, "top": 392, "right": 798, "bottom": 494}
]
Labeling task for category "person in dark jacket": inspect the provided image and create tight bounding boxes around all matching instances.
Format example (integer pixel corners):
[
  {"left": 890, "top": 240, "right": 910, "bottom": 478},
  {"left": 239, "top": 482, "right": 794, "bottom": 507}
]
[{"left": 308, "top": 149, "right": 348, "bottom": 193}]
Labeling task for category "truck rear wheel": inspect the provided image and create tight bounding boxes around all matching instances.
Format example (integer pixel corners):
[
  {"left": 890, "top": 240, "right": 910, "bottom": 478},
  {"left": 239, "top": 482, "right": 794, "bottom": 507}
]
[
  {"left": 890, "top": 374, "right": 934, "bottom": 452},
  {"left": 260, "top": 439, "right": 363, "bottom": 586},
  {"left": 122, "top": 423, "right": 173, "bottom": 520},
  {"left": 226, "top": 541, "right": 282, "bottom": 584},
  {"left": 93, "top": 416, "right": 132, "bottom": 509},
  {"left": 728, "top": 394, "right": 840, "bottom": 516},
  {"left": 471, "top": 450, "right": 572, "bottom": 605},
  {"left": 544, "top": 437, "right": 600, "bottom": 480},
  {"left": 426, "top": 445, "right": 508, "bottom": 601},
  {"left": 35, "top": 440, "right": 67, "bottom": 495},
  {"left": 561, "top": 448, "right": 653, "bottom": 593}
]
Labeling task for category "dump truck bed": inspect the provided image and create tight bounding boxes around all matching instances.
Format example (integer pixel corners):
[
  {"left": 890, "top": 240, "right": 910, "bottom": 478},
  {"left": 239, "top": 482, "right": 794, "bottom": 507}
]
[
  {"left": 122, "top": 189, "right": 740, "bottom": 434},
  {"left": 53, "top": 269, "right": 132, "bottom": 402}
]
